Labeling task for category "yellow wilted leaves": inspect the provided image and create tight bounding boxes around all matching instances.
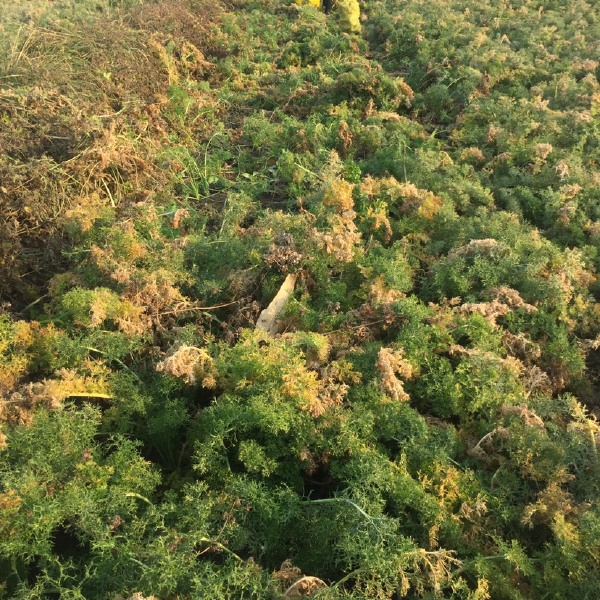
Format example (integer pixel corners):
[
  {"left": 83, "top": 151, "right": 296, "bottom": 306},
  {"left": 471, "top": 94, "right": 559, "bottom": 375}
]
[
  {"left": 282, "top": 366, "right": 323, "bottom": 416},
  {"left": 313, "top": 179, "right": 361, "bottom": 263},
  {"left": 56, "top": 267, "right": 193, "bottom": 335},
  {"left": 65, "top": 192, "right": 109, "bottom": 233},
  {"left": 1, "top": 360, "right": 112, "bottom": 426},
  {"left": 281, "top": 359, "right": 357, "bottom": 417},
  {"left": 60, "top": 287, "right": 150, "bottom": 335},
  {"left": 0, "top": 489, "right": 21, "bottom": 513},
  {"left": 365, "top": 203, "right": 393, "bottom": 242},
  {"left": 521, "top": 471, "right": 582, "bottom": 550},
  {"left": 0, "top": 318, "right": 61, "bottom": 399},
  {"left": 322, "top": 179, "right": 354, "bottom": 212},
  {"left": 0, "top": 319, "right": 34, "bottom": 394},
  {"left": 360, "top": 176, "right": 443, "bottom": 220},
  {"left": 376, "top": 347, "right": 415, "bottom": 402}
]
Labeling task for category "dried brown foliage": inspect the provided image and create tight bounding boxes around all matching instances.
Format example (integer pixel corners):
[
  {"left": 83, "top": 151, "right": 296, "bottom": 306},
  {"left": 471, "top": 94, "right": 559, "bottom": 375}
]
[
  {"left": 521, "top": 471, "right": 580, "bottom": 529},
  {"left": 274, "top": 560, "right": 328, "bottom": 598},
  {"left": 360, "top": 176, "right": 443, "bottom": 219},
  {"left": 447, "top": 238, "right": 503, "bottom": 259},
  {"left": 455, "top": 301, "right": 509, "bottom": 328},
  {"left": 521, "top": 365, "right": 553, "bottom": 397},
  {"left": 500, "top": 404, "right": 545, "bottom": 428},
  {"left": 483, "top": 287, "right": 537, "bottom": 312},
  {"left": 449, "top": 345, "right": 524, "bottom": 378},
  {"left": 126, "top": 0, "right": 223, "bottom": 54},
  {"left": 502, "top": 331, "right": 542, "bottom": 362},
  {"left": 377, "top": 347, "right": 414, "bottom": 402},
  {"left": 0, "top": 1, "right": 221, "bottom": 305},
  {"left": 314, "top": 212, "right": 362, "bottom": 263},
  {"left": 155, "top": 345, "right": 217, "bottom": 387},
  {"left": 265, "top": 232, "right": 304, "bottom": 275}
]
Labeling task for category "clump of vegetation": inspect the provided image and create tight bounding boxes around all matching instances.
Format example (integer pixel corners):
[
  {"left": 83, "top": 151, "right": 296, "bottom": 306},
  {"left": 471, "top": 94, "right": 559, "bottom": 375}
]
[{"left": 1, "top": 0, "right": 599, "bottom": 598}]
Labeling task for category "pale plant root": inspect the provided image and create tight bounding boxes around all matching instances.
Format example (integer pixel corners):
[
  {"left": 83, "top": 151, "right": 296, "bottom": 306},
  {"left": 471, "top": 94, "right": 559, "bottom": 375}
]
[{"left": 256, "top": 273, "right": 297, "bottom": 336}]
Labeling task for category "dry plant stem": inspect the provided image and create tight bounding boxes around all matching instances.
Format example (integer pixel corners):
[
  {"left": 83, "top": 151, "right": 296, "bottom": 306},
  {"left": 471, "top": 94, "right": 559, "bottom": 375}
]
[
  {"left": 158, "top": 300, "right": 239, "bottom": 316},
  {"left": 472, "top": 430, "right": 497, "bottom": 454},
  {"left": 472, "top": 427, "right": 508, "bottom": 455},
  {"left": 255, "top": 273, "right": 297, "bottom": 336}
]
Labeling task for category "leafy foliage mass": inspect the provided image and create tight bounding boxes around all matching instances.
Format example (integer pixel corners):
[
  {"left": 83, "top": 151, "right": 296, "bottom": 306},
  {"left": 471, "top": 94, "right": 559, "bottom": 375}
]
[{"left": 1, "top": 0, "right": 599, "bottom": 598}]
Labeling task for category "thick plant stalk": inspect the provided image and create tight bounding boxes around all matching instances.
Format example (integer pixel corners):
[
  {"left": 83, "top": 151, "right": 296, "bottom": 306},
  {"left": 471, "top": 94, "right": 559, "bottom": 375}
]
[{"left": 255, "top": 273, "right": 297, "bottom": 336}]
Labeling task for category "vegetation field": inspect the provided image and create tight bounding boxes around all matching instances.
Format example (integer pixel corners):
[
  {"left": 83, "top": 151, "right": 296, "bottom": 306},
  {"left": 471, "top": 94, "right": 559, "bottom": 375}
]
[{"left": 1, "top": 0, "right": 599, "bottom": 597}]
